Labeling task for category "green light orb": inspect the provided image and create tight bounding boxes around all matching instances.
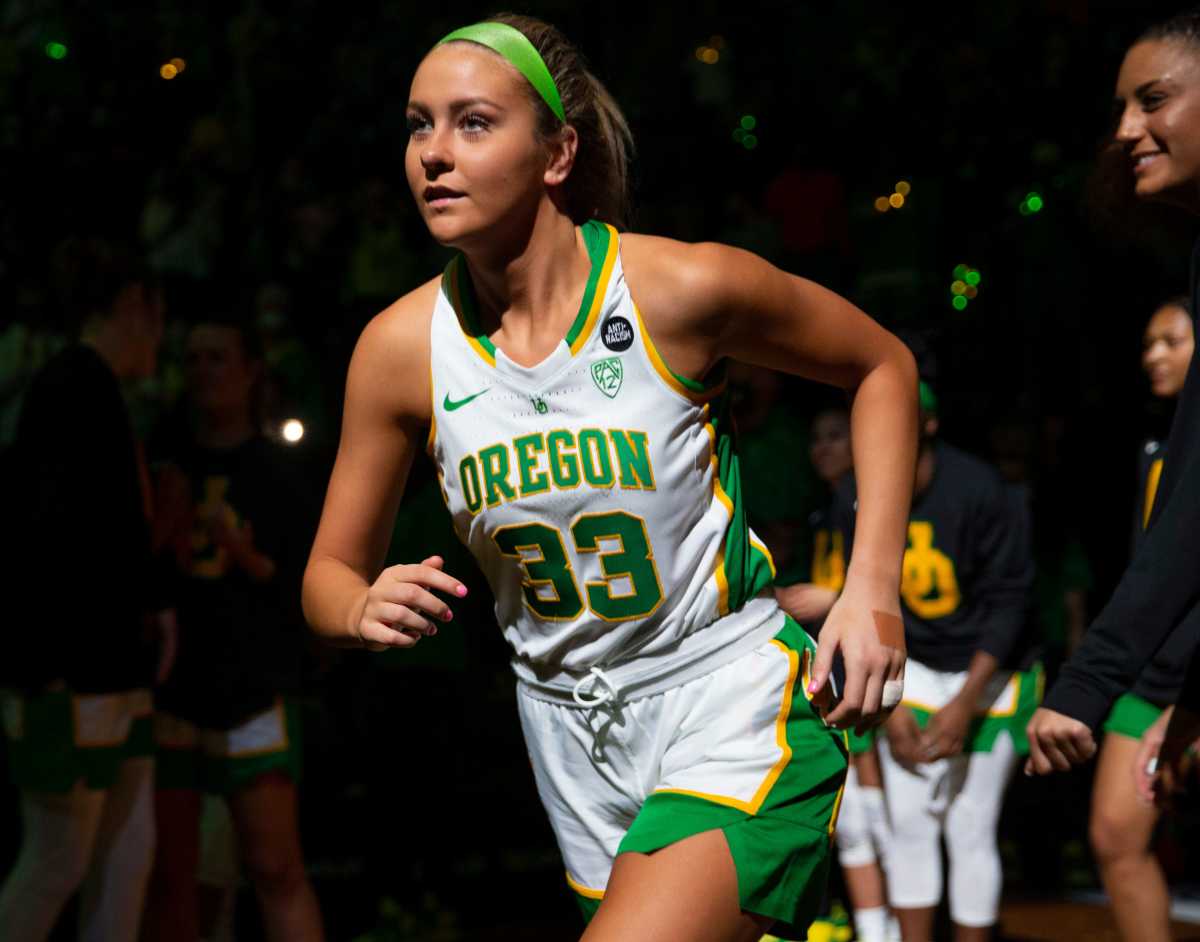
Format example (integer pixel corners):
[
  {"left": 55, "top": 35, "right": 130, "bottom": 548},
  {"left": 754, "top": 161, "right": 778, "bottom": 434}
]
[
  {"left": 953, "top": 264, "right": 968, "bottom": 281},
  {"left": 733, "top": 128, "right": 745, "bottom": 142},
  {"left": 965, "top": 270, "right": 981, "bottom": 286},
  {"left": 1027, "top": 194, "right": 1044, "bottom": 212},
  {"left": 45, "top": 41, "right": 67, "bottom": 60},
  {"left": 951, "top": 295, "right": 969, "bottom": 311},
  {"left": 742, "top": 134, "right": 758, "bottom": 150},
  {"left": 740, "top": 115, "right": 757, "bottom": 131}
]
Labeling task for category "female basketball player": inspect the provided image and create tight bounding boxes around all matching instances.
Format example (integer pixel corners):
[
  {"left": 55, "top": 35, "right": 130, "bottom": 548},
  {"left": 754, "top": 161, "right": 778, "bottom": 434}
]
[
  {"left": 1087, "top": 298, "right": 1194, "bottom": 942},
  {"left": 302, "top": 16, "right": 917, "bottom": 940},
  {"left": 1029, "top": 9, "right": 1200, "bottom": 785}
]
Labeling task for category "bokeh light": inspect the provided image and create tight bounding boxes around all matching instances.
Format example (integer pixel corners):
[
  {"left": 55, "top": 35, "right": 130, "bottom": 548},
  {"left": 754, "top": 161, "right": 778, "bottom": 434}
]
[
  {"left": 282, "top": 419, "right": 305, "bottom": 444},
  {"left": 740, "top": 115, "right": 756, "bottom": 131},
  {"left": 874, "top": 197, "right": 890, "bottom": 213},
  {"left": 160, "top": 63, "right": 178, "bottom": 80},
  {"left": 45, "top": 42, "right": 68, "bottom": 60},
  {"left": 170, "top": 57, "right": 187, "bottom": 73},
  {"left": 895, "top": 181, "right": 911, "bottom": 196},
  {"left": 889, "top": 193, "right": 905, "bottom": 209},
  {"left": 949, "top": 264, "right": 982, "bottom": 311}
]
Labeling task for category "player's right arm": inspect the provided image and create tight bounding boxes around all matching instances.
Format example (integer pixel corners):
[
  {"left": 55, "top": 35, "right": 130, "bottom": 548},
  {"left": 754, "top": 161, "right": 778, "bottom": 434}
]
[{"left": 302, "top": 279, "right": 468, "bottom": 650}]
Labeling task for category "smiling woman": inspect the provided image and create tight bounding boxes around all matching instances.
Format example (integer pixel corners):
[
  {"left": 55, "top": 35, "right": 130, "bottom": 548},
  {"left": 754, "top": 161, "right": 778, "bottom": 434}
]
[
  {"left": 302, "top": 13, "right": 918, "bottom": 941},
  {"left": 1029, "top": 5, "right": 1200, "bottom": 859}
]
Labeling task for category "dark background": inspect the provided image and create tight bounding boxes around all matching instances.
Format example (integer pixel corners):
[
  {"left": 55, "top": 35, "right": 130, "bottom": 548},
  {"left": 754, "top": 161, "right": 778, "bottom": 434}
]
[{"left": 2, "top": 1, "right": 1199, "bottom": 938}]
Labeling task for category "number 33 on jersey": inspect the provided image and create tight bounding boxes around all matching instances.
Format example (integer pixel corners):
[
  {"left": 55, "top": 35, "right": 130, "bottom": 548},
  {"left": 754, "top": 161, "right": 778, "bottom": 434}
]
[{"left": 427, "top": 222, "right": 779, "bottom": 691}]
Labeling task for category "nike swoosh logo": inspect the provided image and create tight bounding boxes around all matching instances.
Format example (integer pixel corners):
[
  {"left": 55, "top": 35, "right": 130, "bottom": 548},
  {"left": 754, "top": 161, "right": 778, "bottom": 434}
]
[{"left": 443, "top": 388, "right": 490, "bottom": 411}]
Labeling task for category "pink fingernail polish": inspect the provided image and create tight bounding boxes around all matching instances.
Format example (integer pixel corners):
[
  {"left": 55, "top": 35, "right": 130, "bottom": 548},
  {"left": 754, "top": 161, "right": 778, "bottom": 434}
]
[
  {"left": 443, "top": 609, "right": 453, "bottom": 621},
  {"left": 456, "top": 585, "right": 467, "bottom": 597}
]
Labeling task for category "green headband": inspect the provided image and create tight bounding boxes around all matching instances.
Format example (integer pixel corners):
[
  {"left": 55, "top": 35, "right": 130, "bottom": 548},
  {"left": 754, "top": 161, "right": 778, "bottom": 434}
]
[
  {"left": 918, "top": 380, "right": 939, "bottom": 415},
  {"left": 437, "top": 22, "right": 566, "bottom": 123}
]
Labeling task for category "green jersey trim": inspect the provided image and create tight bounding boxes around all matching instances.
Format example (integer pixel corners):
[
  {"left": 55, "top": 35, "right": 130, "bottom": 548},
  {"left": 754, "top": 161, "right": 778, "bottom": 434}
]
[
  {"left": 439, "top": 220, "right": 618, "bottom": 368},
  {"left": 707, "top": 391, "right": 776, "bottom": 615}
]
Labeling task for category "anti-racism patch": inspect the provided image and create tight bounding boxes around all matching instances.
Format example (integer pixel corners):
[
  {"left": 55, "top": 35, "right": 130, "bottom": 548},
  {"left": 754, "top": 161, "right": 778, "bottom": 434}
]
[{"left": 601, "top": 315, "right": 633, "bottom": 352}]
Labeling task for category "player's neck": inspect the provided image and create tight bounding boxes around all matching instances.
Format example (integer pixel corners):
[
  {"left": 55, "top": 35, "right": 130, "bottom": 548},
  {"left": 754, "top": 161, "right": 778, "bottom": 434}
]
[
  {"left": 462, "top": 207, "right": 590, "bottom": 358},
  {"left": 196, "top": 409, "right": 255, "bottom": 450}
]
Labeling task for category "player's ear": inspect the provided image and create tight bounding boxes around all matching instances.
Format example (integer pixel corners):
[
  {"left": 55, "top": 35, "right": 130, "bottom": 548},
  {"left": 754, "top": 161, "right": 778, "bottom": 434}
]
[{"left": 544, "top": 125, "right": 578, "bottom": 187}]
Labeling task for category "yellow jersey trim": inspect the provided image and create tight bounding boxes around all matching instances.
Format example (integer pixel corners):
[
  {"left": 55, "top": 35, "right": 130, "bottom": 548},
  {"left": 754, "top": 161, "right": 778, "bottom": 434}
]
[{"left": 568, "top": 223, "right": 619, "bottom": 356}]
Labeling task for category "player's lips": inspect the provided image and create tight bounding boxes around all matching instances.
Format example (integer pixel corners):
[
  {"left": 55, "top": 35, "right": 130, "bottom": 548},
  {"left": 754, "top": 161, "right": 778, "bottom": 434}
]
[
  {"left": 1132, "top": 150, "right": 1165, "bottom": 175},
  {"left": 424, "top": 186, "right": 465, "bottom": 207}
]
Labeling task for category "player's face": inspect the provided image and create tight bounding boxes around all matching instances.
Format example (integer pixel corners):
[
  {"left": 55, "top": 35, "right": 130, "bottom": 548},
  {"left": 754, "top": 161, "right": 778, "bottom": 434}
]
[
  {"left": 1142, "top": 303, "right": 1194, "bottom": 398},
  {"left": 185, "top": 325, "right": 257, "bottom": 415},
  {"left": 809, "top": 410, "right": 851, "bottom": 484},
  {"left": 406, "top": 44, "right": 552, "bottom": 249},
  {"left": 1114, "top": 39, "right": 1200, "bottom": 209}
]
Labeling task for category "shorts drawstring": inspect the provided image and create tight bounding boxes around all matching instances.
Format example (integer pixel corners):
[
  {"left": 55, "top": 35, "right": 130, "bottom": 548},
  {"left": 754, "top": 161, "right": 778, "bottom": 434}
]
[{"left": 572, "top": 666, "right": 621, "bottom": 707}]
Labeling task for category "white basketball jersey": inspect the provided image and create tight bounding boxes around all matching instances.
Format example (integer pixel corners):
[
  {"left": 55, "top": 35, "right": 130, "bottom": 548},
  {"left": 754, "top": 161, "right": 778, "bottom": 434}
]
[{"left": 427, "top": 221, "right": 781, "bottom": 700}]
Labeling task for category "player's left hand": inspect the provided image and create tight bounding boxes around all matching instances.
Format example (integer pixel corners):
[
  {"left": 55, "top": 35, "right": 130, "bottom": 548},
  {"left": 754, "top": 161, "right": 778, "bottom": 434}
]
[
  {"left": 920, "top": 695, "right": 973, "bottom": 761},
  {"left": 810, "top": 587, "right": 905, "bottom": 734},
  {"left": 1024, "top": 707, "right": 1096, "bottom": 775},
  {"left": 1143, "top": 704, "right": 1200, "bottom": 807}
]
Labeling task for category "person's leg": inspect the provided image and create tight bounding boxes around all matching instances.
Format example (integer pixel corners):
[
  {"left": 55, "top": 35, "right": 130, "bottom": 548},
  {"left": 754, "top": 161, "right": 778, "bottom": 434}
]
[
  {"left": 197, "top": 794, "right": 241, "bottom": 942},
  {"left": 79, "top": 757, "right": 156, "bottom": 942},
  {"left": 943, "top": 735, "right": 1018, "bottom": 942},
  {"left": 878, "top": 740, "right": 941, "bottom": 942},
  {"left": 1089, "top": 733, "right": 1170, "bottom": 942},
  {"left": 0, "top": 783, "right": 105, "bottom": 942},
  {"left": 142, "top": 786, "right": 203, "bottom": 941},
  {"left": 227, "top": 773, "right": 324, "bottom": 942},
  {"left": 836, "top": 760, "right": 890, "bottom": 942},
  {"left": 581, "top": 829, "right": 772, "bottom": 942}
]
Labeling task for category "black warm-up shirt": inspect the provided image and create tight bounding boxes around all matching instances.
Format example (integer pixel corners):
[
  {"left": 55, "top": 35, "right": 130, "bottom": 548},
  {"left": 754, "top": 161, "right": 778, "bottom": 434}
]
[
  {"left": 1123, "top": 439, "right": 1200, "bottom": 706},
  {"left": 835, "top": 442, "right": 1035, "bottom": 672},
  {"left": 156, "top": 436, "right": 312, "bottom": 729},
  {"left": 1046, "top": 237, "right": 1200, "bottom": 730},
  {"left": 3, "top": 345, "right": 160, "bottom": 693}
]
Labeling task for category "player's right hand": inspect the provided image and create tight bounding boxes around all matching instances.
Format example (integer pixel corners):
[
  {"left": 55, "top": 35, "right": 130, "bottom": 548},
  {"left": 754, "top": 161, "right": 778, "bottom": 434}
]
[{"left": 352, "top": 555, "right": 466, "bottom": 652}]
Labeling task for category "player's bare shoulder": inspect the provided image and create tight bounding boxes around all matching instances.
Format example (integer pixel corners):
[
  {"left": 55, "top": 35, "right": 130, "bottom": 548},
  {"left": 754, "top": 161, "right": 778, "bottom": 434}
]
[
  {"left": 348, "top": 275, "right": 442, "bottom": 426},
  {"left": 620, "top": 234, "right": 749, "bottom": 334}
]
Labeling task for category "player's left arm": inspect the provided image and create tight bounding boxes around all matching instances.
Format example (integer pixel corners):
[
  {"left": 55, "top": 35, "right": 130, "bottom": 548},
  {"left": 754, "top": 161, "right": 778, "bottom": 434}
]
[{"left": 622, "top": 237, "right": 917, "bottom": 731}]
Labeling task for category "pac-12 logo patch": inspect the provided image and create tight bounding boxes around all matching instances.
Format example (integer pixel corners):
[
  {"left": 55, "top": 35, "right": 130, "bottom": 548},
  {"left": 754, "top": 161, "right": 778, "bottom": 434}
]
[
  {"left": 591, "top": 357, "right": 623, "bottom": 398},
  {"left": 601, "top": 315, "right": 634, "bottom": 352}
]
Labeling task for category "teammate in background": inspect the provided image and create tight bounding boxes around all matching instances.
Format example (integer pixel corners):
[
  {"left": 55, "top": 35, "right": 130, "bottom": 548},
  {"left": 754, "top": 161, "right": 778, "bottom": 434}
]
[
  {"left": 1027, "top": 6, "right": 1200, "bottom": 793},
  {"left": 141, "top": 316, "right": 323, "bottom": 942},
  {"left": 1086, "top": 298, "right": 1194, "bottom": 942},
  {"left": 302, "top": 15, "right": 917, "bottom": 940},
  {"left": 798, "top": 382, "right": 1036, "bottom": 942},
  {"left": 0, "top": 239, "right": 172, "bottom": 942},
  {"left": 777, "top": 403, "right": 897, "bottom": 942}
]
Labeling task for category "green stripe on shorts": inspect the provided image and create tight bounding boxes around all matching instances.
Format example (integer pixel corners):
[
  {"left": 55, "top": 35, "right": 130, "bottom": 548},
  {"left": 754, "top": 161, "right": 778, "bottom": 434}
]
[
  {"left": 906, "top": 663, "right": 1044, "bottom": 755},
  {"left": 2, "top": 688, "right": 153, "bottom": 792},
  {"left": 1103, "top": 692, "right": 1164, "bottom": 740},
  {"left": 615, "top": 616, "right": 848, "bottom": 936},
  {"left": 155, "top": 699, "right": 303, "bottom": 794}
]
